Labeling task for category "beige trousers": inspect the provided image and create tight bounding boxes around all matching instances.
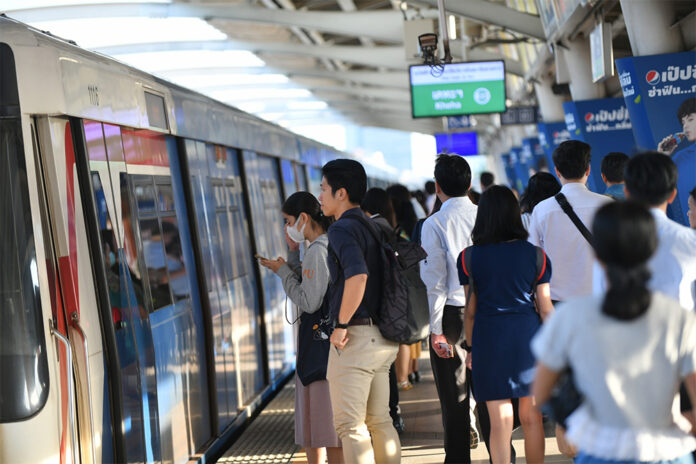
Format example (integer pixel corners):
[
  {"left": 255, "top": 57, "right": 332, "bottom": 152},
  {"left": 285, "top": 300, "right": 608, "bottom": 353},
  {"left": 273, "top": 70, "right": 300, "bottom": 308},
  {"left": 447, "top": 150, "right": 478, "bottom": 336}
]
[{"left": 327, "top": 324, "right": 401, "bottom": 464}]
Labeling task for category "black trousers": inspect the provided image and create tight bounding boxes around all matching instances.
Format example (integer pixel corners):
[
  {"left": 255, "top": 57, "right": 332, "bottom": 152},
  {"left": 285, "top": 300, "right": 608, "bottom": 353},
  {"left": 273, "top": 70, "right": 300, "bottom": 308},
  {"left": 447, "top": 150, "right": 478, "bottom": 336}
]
[{"left": 429, "top": 306, "right": 471, "bottom": 464}]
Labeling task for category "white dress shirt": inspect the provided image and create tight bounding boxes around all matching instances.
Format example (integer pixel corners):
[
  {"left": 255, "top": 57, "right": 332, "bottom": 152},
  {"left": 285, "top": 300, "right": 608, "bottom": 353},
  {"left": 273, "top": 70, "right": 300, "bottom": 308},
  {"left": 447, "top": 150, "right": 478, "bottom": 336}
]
[
  {"left": 419, "top": 196, "right": 477, "bottom": 335},
  {"left": 593, "top": 208, "right": 696, "bottom": 311},
  {"left": 528, "top": 182, "right": 611, "bottom": 301}
]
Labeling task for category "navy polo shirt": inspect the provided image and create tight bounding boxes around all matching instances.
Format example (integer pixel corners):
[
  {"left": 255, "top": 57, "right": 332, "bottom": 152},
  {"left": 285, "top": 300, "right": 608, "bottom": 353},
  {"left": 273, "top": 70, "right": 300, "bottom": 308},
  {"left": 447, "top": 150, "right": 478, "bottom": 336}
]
[{"left": 326, "top": 207, "right": 382, "bottom": 322}]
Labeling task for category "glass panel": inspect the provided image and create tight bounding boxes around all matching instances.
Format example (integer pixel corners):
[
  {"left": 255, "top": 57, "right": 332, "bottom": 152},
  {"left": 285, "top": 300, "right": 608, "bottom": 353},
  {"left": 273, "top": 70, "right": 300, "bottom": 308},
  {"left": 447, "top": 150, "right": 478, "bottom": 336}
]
[
  {"left": 138, "top": 217, "right": 172, "bottom": 311},
  {"left": 280, "top": 159, "right": 297, "bottom": 199},
  {"left": 0, "top": 120, "right": 49, "bottom": 422},
  {"left": 133, "top": 179, "right": 156, "bottom": 215},
  {"left": 296, "top": 163, "right": 308, "bottom": 191},
  {"left": 161, "top": 216, "right": 190, "bottom": 301},
  {"left": 156, "top": 181, "right": 175, "bottom": 213}
]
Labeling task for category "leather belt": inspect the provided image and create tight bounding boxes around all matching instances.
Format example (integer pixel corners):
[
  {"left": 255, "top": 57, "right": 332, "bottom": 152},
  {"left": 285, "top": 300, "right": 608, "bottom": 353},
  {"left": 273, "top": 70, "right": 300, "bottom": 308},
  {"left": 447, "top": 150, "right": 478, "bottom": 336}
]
[{"left": 348, "top": 318, "right": 373, "bottom": 326}]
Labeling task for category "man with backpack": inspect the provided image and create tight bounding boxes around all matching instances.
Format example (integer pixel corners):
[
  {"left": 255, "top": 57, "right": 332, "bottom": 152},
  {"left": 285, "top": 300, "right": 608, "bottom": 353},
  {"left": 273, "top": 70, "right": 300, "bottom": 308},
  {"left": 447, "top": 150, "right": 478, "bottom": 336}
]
[
  {"left": 319, "top": 159, "right": 401, "bottom": 464},
  {"left": 420, "top": 154, "right": 479, "bottom": 463}
]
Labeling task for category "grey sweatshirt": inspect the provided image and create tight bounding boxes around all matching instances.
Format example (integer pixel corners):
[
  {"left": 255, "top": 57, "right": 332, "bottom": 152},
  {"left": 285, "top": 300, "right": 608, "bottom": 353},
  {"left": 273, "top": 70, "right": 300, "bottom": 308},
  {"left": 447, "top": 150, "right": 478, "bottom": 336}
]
[{"left": 276, "top": 234, "right": 330, "bottom": 315}]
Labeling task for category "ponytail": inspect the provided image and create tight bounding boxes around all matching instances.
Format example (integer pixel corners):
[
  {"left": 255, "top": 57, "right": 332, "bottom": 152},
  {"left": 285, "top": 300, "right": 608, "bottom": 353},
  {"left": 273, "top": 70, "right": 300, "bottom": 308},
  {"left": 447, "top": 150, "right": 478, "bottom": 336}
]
[
  {"left": 602, "top": 264, "right": 651, "bottom": 320},
  {"left": 592, "top": 201, "right": 658, "bottom": 322}
]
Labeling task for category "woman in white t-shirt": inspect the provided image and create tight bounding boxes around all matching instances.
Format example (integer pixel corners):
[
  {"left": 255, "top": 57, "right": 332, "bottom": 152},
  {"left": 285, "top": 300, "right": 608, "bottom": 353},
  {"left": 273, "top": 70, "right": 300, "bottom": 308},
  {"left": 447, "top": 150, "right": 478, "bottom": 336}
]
[{"left": 532, "top": 201, "right": 696, "bottom": 464}]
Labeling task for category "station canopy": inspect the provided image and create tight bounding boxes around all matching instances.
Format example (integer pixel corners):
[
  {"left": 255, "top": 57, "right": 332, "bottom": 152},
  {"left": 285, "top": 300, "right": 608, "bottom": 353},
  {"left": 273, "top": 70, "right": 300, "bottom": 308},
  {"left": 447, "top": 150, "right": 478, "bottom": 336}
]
[{"left": 1, "top": 0, "right": 587, "bottom": 137}]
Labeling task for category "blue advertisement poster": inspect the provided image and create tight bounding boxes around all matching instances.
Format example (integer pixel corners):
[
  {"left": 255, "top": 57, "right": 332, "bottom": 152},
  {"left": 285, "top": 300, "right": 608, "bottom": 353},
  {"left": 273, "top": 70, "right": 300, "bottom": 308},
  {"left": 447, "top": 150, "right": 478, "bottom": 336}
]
[
  {"left": 537, "top": 121, "right": 570, "bottom": 177},
  {"left": 509, "top": 146, "right": 529, "bottom": 192},
  {"left": 615, "top": 51, "right": 696, "bottom": 225},
  {"left": 562, "top": 98, "right": 636, "bottom": 193},
  {"left": 501, "top": 152, "right": 517, "bottom": 190},
  {"left": 435, "top": 132, "right": 479, "bottom": 156},
  {"left": 522, "top": 137, "right": 548, "bottom": 172}
]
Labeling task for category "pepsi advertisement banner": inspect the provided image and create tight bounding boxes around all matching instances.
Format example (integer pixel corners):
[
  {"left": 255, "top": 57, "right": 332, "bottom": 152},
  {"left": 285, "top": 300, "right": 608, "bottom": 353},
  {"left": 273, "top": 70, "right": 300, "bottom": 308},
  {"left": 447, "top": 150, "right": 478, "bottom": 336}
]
[
  {"left": 615, "top": 51, "right": 696, "bottom": 225},
  {"left": 563, "top": 98, "right": 635, "bottom": 193},
  {"left": 501, "top": 153, "right": 518, "bottom": 190},
  {"left": 522, "top": 137, "right": 547, "bottom": 172},
  {"left": 509, "top": 146, "right": 529, "bottom": 192},
  {"left": 537, "top": 121, "right": 571, "bottom": 177}
]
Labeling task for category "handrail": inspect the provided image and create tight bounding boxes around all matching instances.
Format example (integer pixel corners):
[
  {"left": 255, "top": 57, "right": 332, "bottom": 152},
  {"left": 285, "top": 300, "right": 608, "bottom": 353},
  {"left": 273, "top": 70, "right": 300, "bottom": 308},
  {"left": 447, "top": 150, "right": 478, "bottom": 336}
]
[
  {"left": 71, "top": 312, "right": 97, "bottom": 464},
  {"left": 50, "top": 320, "right": 77, "bottom": 464}
]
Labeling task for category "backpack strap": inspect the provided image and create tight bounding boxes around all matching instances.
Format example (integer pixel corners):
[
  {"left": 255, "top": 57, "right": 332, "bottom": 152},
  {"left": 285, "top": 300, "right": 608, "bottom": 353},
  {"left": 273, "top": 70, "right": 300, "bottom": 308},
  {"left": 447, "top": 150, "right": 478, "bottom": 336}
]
[{"left": 554, "top": 193, "right": 594, "bottom": 247}]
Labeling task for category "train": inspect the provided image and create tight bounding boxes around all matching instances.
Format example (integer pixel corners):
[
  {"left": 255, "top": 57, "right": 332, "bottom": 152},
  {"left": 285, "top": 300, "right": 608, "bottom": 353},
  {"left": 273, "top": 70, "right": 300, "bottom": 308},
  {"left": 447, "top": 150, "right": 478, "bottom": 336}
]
[{"left": 0, "top": 16, "right": 396, "bottom": 464}]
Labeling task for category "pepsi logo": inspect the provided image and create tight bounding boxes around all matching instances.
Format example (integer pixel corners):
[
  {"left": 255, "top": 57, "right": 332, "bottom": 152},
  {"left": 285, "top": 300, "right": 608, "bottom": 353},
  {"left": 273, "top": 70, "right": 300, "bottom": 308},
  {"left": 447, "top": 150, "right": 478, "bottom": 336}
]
[
  {"left": 645, "top": 70, "right": 660, "bottom": 85},
  {"left": 584, "top": 113, "right": 594, "bottom": 122}
]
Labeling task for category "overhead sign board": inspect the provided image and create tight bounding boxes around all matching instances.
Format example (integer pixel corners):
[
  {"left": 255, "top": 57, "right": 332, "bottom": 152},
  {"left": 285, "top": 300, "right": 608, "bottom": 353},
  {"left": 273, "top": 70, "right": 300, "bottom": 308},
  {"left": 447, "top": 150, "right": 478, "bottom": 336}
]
[{"left": 500, "top": 106, "right": 541, "bottom": 125}]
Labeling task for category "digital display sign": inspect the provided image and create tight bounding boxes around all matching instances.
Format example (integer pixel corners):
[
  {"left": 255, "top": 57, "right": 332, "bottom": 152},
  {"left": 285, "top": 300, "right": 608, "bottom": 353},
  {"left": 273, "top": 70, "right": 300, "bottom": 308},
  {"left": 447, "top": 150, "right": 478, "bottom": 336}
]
[
  {"left": 409, "top": 61, "right": 506, "bottom": 118},
  {"left": 435, "top": 132, "right": 478, "bottom": 156}
]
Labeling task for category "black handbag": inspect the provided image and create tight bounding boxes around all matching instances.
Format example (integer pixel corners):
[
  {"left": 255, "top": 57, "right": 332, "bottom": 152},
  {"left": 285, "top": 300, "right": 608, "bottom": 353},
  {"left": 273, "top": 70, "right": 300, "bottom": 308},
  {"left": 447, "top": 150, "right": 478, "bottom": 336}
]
[
  {"left": 542, "top": 368, "right": 583, "bottom": 428},
  {"left": 296, "top": 296, "right": 332, "bottom": 386}
]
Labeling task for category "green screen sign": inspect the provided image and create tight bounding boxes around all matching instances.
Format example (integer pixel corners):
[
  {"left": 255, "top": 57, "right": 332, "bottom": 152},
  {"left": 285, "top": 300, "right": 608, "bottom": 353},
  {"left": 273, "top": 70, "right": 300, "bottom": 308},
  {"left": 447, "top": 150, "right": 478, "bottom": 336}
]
[{"left": 409, "top": 61, "right": 506, "bottom": 118}]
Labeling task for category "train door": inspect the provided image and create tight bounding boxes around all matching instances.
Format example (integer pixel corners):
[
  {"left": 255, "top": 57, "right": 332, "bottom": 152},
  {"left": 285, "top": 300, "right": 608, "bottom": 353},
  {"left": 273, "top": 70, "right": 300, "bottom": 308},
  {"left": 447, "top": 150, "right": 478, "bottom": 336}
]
[
  {"left": 180, "top": 140, "right": 264, "bottom": 424},
  {"left": 243, "top": 151, "right": 295, "bottom": 381}
]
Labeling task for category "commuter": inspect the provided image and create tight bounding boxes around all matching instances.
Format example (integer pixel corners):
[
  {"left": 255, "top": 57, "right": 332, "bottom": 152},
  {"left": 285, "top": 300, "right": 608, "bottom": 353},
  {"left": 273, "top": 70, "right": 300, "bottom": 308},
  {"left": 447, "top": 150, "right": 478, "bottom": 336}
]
[
  {"left": 532, "top": 201, "right": 696, "bottom": 464},
  {"left": 258, "top": 191, "right": 342, "bottom": 464},
  {"left": 528, "top": 140, "right": 610, "bottom": 302},
  {"left": 600, "top": 151, "right": 629, "bottom": 200},
  {"left": 387, "top": 184, "right": 420, "bottom": 235},
  {"left": 688, "top": 187, "right": 696, "bottom": 229},
  {"left": 519, "top": 172, "right": 561, "bottom": 230},
  {"left": 319, "top": 159, "right": 401, "bottom": 464},
  {"left": 480, "top": 171, "right": 495, "bottom": 191},
  {"left": 420, "top": 154, "right": 479, "bottom": 462},
  {"left": 459, "top": 185, "right": 554, "bottom": 464},
  {"left": 425, "top": 180, "right": 437, "bottom": 215},
  {"left": 361, "top": 187, "right": 405, "bottom": 435},
  {"left": 621, "top": 152, "right": 696, "bottom": 311}
]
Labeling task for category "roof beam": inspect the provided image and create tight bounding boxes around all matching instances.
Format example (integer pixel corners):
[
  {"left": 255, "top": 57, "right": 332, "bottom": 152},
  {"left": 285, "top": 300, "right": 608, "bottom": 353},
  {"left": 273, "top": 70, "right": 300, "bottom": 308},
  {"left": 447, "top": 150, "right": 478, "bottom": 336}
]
[
  {"left": 6, "top": 2, "right": 406, "bottom": 43},
  {"left": 410, "top": 0, "right": 545, "bottom": 40}
]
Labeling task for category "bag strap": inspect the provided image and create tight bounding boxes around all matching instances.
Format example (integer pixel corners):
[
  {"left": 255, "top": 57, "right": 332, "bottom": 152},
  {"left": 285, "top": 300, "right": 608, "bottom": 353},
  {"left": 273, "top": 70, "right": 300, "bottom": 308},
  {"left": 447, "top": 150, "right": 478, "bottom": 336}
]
[
  {"left": 461, "top": 247, "right": 475, "bottom": 310},
  {"left": 554, "top": 193, "right": 594, "bottom": 247}
]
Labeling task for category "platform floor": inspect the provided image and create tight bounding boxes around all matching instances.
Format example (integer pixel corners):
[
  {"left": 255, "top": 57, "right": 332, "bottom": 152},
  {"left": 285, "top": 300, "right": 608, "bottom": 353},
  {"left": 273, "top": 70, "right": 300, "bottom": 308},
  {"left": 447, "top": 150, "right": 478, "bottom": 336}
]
[{"left": 219, "top": 353, "right": 573, "bottom": 464}]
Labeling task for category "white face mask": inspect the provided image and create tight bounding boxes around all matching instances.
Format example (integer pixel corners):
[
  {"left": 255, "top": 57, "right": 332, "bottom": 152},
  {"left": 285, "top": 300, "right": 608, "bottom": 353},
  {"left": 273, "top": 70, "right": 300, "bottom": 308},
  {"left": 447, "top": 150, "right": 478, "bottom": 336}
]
[{"left": 287, "top": 215, "right": 307, "bottom": 243}]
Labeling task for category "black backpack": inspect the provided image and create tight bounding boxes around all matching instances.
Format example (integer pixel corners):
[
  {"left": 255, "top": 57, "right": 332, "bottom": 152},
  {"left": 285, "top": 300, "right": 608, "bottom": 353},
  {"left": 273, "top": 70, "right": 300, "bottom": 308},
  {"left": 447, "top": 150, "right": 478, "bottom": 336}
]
[{"left": 342, "top": 215, "right": 430, "bottom": 344}]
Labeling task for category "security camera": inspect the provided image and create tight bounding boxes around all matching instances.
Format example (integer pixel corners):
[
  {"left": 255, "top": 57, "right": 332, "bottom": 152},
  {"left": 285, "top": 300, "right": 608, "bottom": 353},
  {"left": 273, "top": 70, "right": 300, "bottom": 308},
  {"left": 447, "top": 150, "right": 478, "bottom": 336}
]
[{"left": 418, "top": 33, "right": 439, "bottom": 65}]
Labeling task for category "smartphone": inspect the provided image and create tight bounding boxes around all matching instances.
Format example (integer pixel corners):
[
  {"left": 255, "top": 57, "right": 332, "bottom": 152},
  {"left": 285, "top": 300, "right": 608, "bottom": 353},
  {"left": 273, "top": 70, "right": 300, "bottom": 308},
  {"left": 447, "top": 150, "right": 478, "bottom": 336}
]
[
  {"left": 437, "top": 342, "right": 453, "bottom": 358},
  {"left": 254, "top": 253, "right": 267, "bottom": 261}
]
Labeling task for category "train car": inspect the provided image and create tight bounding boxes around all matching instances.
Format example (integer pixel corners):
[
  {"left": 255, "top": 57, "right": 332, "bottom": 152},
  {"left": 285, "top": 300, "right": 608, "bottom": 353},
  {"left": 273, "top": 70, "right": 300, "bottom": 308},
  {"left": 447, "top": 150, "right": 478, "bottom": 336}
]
[{"left": 0, "top": 16, "right": 394, "bottom": 464}]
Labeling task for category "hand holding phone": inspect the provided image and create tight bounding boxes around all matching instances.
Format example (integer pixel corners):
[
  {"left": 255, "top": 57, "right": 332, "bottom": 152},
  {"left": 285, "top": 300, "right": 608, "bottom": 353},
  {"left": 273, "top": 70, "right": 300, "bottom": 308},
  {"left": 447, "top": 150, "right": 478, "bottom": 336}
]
[
  {"left": 437, "top": 342, "right": 453, "bottom": 358},
  {"left": 254, "top": 253, "right": 267, "bottom": 261}
]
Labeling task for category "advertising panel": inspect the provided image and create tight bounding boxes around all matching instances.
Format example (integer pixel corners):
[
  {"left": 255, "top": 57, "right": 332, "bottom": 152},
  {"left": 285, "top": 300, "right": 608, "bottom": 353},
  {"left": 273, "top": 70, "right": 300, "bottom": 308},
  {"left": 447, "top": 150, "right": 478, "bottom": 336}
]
[
  {"left": 615, "top": 51, "right": 696, "bottom": 225},
  {"left": 409, "top": 61, "right": 506, "bottom": 118},
  {"left": 501, "top": 152, "right": 517, "bottom": 190},
  {"left": 522, "top": 137, "right": 548, "bottom": 173},
  {"left": 435, "top": 132, "right": 479, "bottom": 156},
  {"left": 509, "top": 146, "right": 529, "bottom": 192},
  {"left": 563, "top": 98, "right": 635, "bottom": 193},
  {"left": 537, "top": 121, "right": 571, "bottom": 177}
]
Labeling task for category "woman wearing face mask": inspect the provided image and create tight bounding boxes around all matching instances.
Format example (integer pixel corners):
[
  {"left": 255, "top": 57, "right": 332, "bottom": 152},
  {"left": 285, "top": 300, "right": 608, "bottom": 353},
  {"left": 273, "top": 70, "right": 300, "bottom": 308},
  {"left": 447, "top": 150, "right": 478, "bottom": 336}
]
[{"left": 259, "top": 191, "right": 343, "bottom": 464}]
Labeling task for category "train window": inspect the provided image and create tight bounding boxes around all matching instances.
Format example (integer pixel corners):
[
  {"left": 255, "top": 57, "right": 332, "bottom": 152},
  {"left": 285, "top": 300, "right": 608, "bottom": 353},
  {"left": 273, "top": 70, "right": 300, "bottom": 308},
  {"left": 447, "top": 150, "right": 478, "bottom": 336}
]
[
  {"left": 161, "top": 216, "right": 190, "bottom": 301},
  {"left": 280, "top": 159, "right": 297, "bottom": 199},
  {"left": 138, "top": 217, "right": 172, "bottom": 311},
  {"left": 156, "top": 180, "right": 175, "bottom": 213},
  {"left": 0, "top": 120, "right": 50, "bottom": 422},
  {"left": 133, "top": 180, "right": 156, "bottom": 214}
]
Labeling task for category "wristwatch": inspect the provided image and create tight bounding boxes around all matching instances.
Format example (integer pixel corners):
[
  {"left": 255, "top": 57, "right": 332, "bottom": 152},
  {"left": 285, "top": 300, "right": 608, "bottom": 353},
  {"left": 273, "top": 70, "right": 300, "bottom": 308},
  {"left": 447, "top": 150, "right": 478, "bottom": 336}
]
[
  {"left": 335, "top": 321, "right": 349, "bottom": 329},
  {"left": 463, "top": 342, "right": 472, "bottom": 352}
]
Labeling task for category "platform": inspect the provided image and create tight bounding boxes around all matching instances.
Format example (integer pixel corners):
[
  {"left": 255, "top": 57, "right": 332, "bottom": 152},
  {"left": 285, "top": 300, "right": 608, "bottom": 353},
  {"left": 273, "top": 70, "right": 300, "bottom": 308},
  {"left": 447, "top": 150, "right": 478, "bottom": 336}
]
[{"left": 219, "top": 353, "right": 573, "bottom": 464}]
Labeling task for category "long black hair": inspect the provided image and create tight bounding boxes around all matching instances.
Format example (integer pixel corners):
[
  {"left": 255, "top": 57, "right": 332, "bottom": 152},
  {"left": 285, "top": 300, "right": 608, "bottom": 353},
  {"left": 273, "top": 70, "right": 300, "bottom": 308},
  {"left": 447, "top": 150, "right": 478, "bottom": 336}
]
[
  {"left": 471, "top": 185, "right": 528, "bottom": 245},
  {"left": 519, "top": 172, "right": 561, "bottom": 214},
  {"left": 592, "top": 201, "right": 657, "bottom": 320},
  {"left": 386, "top": 184, "right": 418, "bottom": 238},
  {"left": 282, "top": 191, "right": 332, "bottom": 232},
  {"left": 361, "top": 188, "right": 396, "bottom": 227}
]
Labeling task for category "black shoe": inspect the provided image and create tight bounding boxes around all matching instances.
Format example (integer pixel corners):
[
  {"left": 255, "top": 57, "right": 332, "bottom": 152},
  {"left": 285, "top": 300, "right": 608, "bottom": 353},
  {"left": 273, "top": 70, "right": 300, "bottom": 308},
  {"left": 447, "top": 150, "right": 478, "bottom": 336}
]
[
  {"left": 408, "top": 373, "right": 415, "bottom": 384},
  {"left": 413, "top": 371, "right": 420, "bottom": 383},
  {"left": 393, "top": 415, "right": 406, "bottom": 435}
]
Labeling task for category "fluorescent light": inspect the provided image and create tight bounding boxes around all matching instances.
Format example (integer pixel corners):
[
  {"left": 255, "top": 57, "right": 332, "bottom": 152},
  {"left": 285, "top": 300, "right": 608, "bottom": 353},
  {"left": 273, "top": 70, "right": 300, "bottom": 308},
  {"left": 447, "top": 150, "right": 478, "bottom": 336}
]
[
  {"left": 1, "top": 0, "right": 169, "bottom": 9},
  {"left": 112, "top": 50, "right": 265, "bottom": 73},
  {"left": 163, "top": 73, "right": 289, "bottom": 89},
  {"left": 287, "top": 101, "right": 328, "bottom": 111},
  {"left": 448, "top": 15, "right": 457, "bottom": 40},
  {"left": 27, "top": 17, "right": 225, "bottom": 49},
  {"left": 212, "top": 88, "right": 312, "bottom": 102}
]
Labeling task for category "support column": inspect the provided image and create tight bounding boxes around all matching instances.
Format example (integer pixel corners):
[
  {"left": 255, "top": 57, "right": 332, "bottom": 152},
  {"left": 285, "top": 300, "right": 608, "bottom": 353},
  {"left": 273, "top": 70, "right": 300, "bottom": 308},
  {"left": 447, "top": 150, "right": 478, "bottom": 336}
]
[
  {"left": 534, "top": 74, "right": 567, "bottom": 121},
  {"left": 620, "top": 0, "right": 684, "bottom": 56},
  {"left": 564, "top": 38, "right": 606, "bottom": 101}
]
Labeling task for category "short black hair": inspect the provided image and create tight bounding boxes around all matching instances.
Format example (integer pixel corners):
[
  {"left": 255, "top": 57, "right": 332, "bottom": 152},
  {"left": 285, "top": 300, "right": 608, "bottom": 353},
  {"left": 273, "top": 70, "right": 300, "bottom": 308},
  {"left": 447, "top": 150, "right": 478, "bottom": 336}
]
[
  {"left": 519, "top": 172, "right": 561, "bottom": 214},
  {"left": 624, "top": 151, "right": 678, "bottom": 207},
  {"left": 601, "top": 152, "right": 630, "bottom": 184},
  {"left": 425, "top": 181, "right": 436, "bottom": 195},
  {"left": 361, "top": 188, "right": 395, "bottom": 227},
  {"left": 691, "top": 186, "right": 696, "bottom": 202},
  {"left": 321, "top": 158, "right": 367, "bottom": 204},
  {"left": 480, "top": 172, "right": 494, "bottom": 189},
  {"left": 552, "top": 140, "right": 591, "bottom": 180},
  {"left": 471, "top": 185, "right": 528, "bottom": 245},
  {"left": 677, "top": 97, "right": 696, "bottom": 124},
  {"left": 434, "top": 154, "right": 471, "bottom": 197}
]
